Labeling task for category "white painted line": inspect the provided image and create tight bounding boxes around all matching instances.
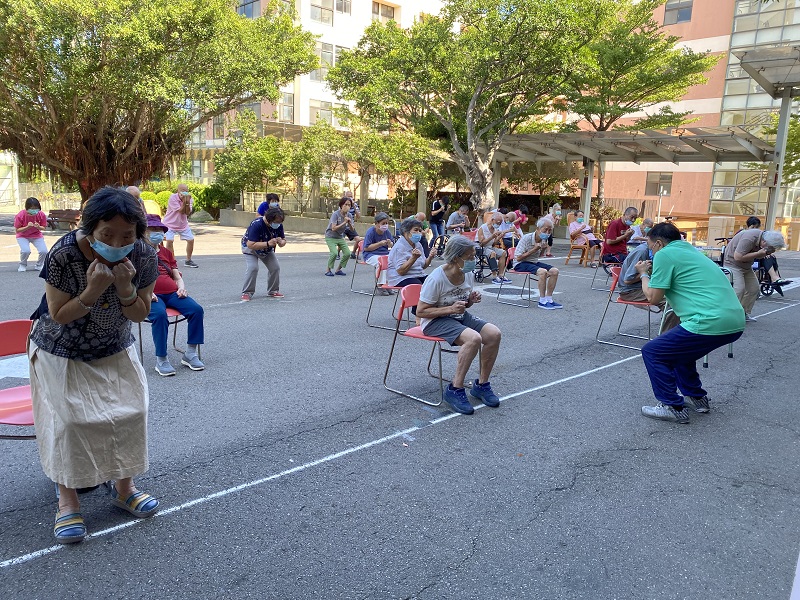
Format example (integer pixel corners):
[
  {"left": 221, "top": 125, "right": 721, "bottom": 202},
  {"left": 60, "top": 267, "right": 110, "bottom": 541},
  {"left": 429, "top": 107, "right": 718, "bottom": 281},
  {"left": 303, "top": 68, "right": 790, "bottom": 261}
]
[
  {"left": 756, "top": 302, "right": 800, "bottom": 319},
  {"left": 0, "top": 354, "right": 642, "bottom": 569},
  {"left": 791, "top": 549, "right": 800, "bottom": 600}
]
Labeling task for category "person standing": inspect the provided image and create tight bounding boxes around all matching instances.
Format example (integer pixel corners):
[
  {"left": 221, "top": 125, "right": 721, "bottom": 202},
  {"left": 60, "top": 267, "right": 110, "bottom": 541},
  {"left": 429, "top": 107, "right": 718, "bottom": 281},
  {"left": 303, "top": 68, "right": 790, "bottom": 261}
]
[
  {"left": 324, "top": 198, "right": 354, "bottom": 276},
  {"left": 601, "top": 206, "right": 638, "bottom": 264},
  {"left": 14, "top": 196, "right": 48, "bottom": 272},
  {"left": 429, "top": 195, "right": 449, "bottom": 239},
  {"left": 636, "top": 222, "right": 745, "bottom": 424},
  {"left": 163, "top": 183, "right": 198, "bottom": 268},
  {"left": 28, "top": 187, "right": 160, "bottom": 544},
  {"left": 722, "top": 226, "right": 785, "bottom": 322},
  {"left": 143, "top": 214, "right": 205, "bottom": 376},
  {"left": 241, "top": 207, "right": 286, "bottom": 300},
  {"left": 540, "top": 203, "right": 561, "bottom": 257}
]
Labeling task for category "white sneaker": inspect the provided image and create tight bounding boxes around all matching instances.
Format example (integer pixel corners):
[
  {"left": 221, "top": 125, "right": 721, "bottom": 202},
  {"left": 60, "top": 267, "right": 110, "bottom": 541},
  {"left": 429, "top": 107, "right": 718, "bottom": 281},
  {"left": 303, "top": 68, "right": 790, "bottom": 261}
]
[
  {"left": 641, "top": 402, "right": 690, "bottom": 423},
  {"left": 18, "top": 265, "right": 27, "bottom": 272}
]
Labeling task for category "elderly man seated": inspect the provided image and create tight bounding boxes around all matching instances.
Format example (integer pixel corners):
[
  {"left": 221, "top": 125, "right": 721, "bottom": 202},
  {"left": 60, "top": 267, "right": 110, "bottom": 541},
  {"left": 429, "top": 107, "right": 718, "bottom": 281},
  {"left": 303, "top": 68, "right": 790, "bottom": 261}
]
[
  {"left": 630, "top": 218, "right": 654, "bottom": 245},
  {"left": 513, "top": 218, "right": 562, "bottom": 309},
  {"left": 477, "top": 211, "right": 511, "bottom": 284},
  {"left": 618, "top": 242, "right": 680, "bottom": 332},
  {"left": 144, "top": 214, "right": 205, "bottom": 376}
]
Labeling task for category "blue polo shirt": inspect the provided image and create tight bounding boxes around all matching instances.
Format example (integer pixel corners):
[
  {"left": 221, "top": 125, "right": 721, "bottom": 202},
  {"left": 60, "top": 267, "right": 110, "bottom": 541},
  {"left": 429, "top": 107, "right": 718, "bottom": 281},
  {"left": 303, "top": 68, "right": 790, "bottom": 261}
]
[
  {"left": 362, "top": 226, "right": 394, "bottom": 260},
  {"left": 242, "top": 217, "right": 284, "bottom": 256}
]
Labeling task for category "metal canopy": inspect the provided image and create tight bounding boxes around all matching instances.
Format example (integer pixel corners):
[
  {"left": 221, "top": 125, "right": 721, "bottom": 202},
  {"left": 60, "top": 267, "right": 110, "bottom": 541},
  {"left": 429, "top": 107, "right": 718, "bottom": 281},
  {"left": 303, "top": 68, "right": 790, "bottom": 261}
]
[
  {"left": 492, "top": 127, "right": 775, "bottom": 166},
  {"left": 733, "top": 45, "right": 800, "bottom": 98}
]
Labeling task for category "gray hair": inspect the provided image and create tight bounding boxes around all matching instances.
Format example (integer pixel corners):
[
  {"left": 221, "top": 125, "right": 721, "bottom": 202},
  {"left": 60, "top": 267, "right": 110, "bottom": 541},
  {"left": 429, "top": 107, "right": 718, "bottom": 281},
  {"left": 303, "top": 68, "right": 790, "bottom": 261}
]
[
  {"left": 399, "top": 218, "right": 423, "bottom": 235},
  {"left": 763, "top": 230, "right": 786, "bottom": 250},
  {"left": 536, "top": 217, "right": 551, "bottom": 229},
  {"left": 374, "top": 211, "right": 389, "bottom": 223},
  {"left": 442, "top": 234, "right": 477, "bottom": 263}
]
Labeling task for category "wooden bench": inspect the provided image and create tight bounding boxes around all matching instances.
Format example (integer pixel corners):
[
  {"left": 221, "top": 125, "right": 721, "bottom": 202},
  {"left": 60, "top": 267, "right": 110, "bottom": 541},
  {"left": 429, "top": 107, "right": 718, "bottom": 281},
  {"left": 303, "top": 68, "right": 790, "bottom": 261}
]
[{"left": 47, "top": 209, "right": 82, "bottom": 230}]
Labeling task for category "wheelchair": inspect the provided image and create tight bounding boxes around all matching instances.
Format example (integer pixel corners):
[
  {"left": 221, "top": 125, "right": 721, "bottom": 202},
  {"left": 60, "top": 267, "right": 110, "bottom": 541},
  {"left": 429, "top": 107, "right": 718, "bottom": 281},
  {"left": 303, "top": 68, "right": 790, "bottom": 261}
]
[{"left": 430, "top": 233, "right": 450, "bottom": 259}]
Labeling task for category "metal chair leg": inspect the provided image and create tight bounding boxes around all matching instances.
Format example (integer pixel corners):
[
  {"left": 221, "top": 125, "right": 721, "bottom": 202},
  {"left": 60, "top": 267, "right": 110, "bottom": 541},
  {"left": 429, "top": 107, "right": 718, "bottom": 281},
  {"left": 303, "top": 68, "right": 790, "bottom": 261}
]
[
  {"left": 350, "top": 259, "right": 374, "bottom": 296},
  {"left": 383, "top": 323, "right": 443, "bottom": 407}
]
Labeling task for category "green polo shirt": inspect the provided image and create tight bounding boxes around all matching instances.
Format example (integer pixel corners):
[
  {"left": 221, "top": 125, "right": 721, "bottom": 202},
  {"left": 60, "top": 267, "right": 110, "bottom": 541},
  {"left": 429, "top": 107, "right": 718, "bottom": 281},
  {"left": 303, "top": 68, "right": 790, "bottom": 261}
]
[{"left": 648, "top": 240, "right": 745, "bottom": 336}]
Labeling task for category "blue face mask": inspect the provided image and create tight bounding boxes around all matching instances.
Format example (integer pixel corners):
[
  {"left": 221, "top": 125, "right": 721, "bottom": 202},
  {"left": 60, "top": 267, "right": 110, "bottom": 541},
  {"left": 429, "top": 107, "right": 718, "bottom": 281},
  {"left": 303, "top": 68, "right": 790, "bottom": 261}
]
[
  {"left": 27, "top": 209, "right": 40, "bottom": 216},
  {"left": 149, "top": 232, "right": 164, "bottom": 245},
  {"left": 576, "top": 217, "right": 584, "bottom": 224},
  {"left": 539, "top": 232, "right": 550, "bottom": 240},
  {"left": 461, "top": 259, "right": 476, "bottom": 273},
  {"left": 644, "top": 227, "right": 651, "bottom": 233},
  {"left": 624, "top": 219, "right": 634, "bottom": 226},
  {"left": 410, "top": 233, "right": 422, "bottom": 244},
  {"left": 269, "top": 202, "right": 279, "bottom": 208},
  {"left": 648, "top": 249, "right": 654, "bottom": 260},
  {"left": 555, "top": 211, "right": 562, "bottom": 216},
  {"left": 270, "top": 222, "right": 282, "bottom": 230},
  {"left": 90, "top": 238, "right": 135, "bottom": 263}
]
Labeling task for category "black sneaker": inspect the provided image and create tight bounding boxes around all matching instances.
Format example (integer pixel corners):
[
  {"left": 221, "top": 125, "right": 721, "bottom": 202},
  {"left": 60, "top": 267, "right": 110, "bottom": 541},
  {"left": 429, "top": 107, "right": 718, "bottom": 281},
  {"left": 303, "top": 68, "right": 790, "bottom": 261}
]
[
  {"left": 468, "top": 379, "right": 500, "bottom": 407},
  {"left": 184, "top": 259, "right": 199, "bottom": 268},
  {"left": 684, "top": 395, "right": 710, "bottom": 413}
]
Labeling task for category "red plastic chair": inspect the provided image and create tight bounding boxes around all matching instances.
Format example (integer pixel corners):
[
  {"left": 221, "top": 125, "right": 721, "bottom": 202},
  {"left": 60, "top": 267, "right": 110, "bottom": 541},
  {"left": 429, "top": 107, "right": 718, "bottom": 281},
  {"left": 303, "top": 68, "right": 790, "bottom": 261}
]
[
  {"left": 595, "top": 266, "right": 659, "bottom": 349},
  {"left": 0, "top": 319, "right": 35, "bottom": 440},
  {"left": 349, "top": 240, "right": 373, "bottom": 296},
  {"left": 383, "top": 284, "right": 479, "bottom": 406},
  {"left": 496, "top": 247, "right": 538, "bottom": 308},
  {"left": 366, "top": 255, "right": 406, "bottom": 330},
  {"left": 138, "top": 307, "right": 192, "bottom": 357},
  {"left": 461, "top": 230, "right": 477, "bottom": 242}
]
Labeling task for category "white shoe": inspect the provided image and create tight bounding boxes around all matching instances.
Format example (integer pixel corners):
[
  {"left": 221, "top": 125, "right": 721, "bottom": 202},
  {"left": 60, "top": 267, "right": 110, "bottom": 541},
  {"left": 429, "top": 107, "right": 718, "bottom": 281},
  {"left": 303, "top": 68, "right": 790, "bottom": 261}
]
[{"left": 18, "top": 265, "right": 27, "bottom": 272}]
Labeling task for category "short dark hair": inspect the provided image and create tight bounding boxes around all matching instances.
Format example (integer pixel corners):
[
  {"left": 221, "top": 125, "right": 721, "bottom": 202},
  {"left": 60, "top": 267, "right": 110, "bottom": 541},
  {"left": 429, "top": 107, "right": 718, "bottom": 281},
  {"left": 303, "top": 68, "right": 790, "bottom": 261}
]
[
  {"left": 79, "top": 186, "right": 146, "bottom": 239},
  {"left": 400, "top": 218, "right": 423, "bottom": 235},
  {"left": 746, "top": 216, "right": 761, "bottom": 228},
  {"left": 25, "top": 197, "right": 41, "bottom": 210},
  {"left": 623, "top": 206, "right": 638, "bottom": 216},
  {"left": 647, "top": 222, "right": 681, "bottom": 244},
  {"left": 518, "top": 204, "right": 529, "bottom": 215},
  {"left": 266, "top": 193, "right": 280, "bottom": 203},
  {"left": 339, "top": 197, "right": 352, "bottom": 209},
  {"left": 264, "top": 207, "right": 285, "bottom": 223}
]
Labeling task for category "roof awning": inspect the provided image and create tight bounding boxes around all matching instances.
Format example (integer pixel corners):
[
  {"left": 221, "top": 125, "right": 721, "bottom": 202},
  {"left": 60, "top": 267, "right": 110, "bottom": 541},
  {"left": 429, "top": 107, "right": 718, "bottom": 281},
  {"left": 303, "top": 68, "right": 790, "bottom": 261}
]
[{"left": 492, "top": 127, "right": 775, "bottom": 166}]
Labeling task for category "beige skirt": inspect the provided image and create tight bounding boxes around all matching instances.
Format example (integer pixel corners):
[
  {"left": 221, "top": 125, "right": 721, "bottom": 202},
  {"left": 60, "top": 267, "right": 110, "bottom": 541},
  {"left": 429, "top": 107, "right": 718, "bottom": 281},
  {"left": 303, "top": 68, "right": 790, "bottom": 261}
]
[{"left": 29, "top": 342, "right": 149, "bottom": 489}]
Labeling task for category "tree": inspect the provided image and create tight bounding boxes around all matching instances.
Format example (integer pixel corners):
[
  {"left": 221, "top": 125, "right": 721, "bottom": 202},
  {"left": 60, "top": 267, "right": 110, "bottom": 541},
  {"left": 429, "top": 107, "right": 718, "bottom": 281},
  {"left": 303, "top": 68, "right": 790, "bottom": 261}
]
[
  {"left": 327, "top": 0, "right": 613, "bottom": 210},
  {"left": 504, "top": 161, "right": 580, "bottom": 214},
  {"left": 776, "top": 113, "right": 800, "bottom": 185},
  {"left": 564, "top": 0, "right": 719, "bottom": 199},
  {"left": 0, "top": 0, "right": 317, "bottom": 200},
  {"left": 287, "top": 121, "right": 347, "bottom": 213}
]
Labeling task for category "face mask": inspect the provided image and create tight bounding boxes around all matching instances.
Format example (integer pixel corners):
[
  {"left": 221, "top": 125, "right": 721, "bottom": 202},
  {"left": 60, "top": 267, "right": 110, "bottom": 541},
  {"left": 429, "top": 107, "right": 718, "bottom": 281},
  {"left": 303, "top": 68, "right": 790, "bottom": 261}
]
[
  {"left": 269, "top": 202, "right": 279, "bottom": 208},
  {"left": 378, "top": 224, "right": 389, "bottom": 232},
  {"left": 27, "top": 209, "right": 40, "bottom": 216},
  {"left": 410, "top": 233, "right": 422, "bottom": 244},
  {"left": 90, "top": 238, "right": 135, "bottom": 263},
  {"left": 461, "top": 259, "right": 476, "bottom": 273},
  {"left": 643, "top": 227, "right": 651, "bottom": 233},
  {"left": 624, "top": 219, "right": 634, "bottom": 226},
  {"left": 648, "top": 249, "right": 654, "bottom": 260},
  {"left": 555, "top": 211, "right": 562, "bottom": 216},
  {"left": 149, "top": 232, "right": 164, "bottom": 245},
  {"left": 576, "top": 217, "right": 584, "bottom": 224},
  {"left": 539, "top": 232, "right": 550, "bottom": 240},
  {"left": 270, "top": 222, "right": 282, "bottom": 230}
]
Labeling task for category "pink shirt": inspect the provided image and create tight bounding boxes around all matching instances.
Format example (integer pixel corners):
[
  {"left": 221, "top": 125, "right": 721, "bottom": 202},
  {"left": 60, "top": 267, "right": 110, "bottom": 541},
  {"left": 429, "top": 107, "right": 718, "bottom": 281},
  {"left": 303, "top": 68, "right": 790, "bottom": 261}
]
[
  {"left": 161, "top": 193, "right": 192, "bottom": 231},
  {"left": 14, "top": 209, "right": 47, "bottom": 239},
  {"left": 569, "top": 220, "right": 597, "bottom": 245}
]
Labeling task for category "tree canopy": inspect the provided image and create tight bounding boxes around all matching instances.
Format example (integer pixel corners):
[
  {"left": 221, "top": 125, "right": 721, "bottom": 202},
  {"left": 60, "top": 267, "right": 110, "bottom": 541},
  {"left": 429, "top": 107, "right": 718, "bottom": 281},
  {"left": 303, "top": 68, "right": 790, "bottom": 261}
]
[
  {"left": 327, "top": 0, "right": 614, "bottom": 209},
  {"left": 0, "top": 0, "right": 317, "bottom": 199}
]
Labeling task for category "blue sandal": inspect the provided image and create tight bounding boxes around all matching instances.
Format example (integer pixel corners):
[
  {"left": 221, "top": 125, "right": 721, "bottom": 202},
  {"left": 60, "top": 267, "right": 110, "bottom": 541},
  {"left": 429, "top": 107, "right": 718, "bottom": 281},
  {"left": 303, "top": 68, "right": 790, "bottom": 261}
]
[
  {"left": 110, "top": 486, "right": 159, "bottom": 518},
  {"left": 54, "top": 511, "right": 86, "bottom": 544}
]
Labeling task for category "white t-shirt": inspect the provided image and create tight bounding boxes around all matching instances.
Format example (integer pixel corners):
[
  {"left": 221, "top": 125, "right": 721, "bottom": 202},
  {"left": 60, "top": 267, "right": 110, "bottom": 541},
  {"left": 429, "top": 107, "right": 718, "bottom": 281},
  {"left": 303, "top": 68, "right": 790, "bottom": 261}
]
[
  {"left": 497, "top": 221, "right": 518, "bottom": 239},
  {"left": 418, "top": 266, "right": 475, "bottom": 330}
]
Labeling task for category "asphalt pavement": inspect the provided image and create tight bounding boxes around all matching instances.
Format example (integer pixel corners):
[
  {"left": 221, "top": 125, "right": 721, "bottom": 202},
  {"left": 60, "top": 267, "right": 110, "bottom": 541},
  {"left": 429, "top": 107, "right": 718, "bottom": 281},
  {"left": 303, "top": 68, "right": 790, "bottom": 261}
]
[{"left": 1, "top": 224, "right": 799, "bottom": 600}]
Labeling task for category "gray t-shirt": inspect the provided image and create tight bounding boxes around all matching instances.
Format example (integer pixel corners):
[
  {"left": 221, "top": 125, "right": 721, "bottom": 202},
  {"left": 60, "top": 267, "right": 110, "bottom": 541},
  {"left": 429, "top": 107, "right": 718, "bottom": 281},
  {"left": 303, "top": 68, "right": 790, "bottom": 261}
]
[
  {"left": 418, "top": 265, "right": 475, "bottom": 330},
  {"left": 618, "top": 243, "right": 650, "bottom": 293},
  {"left": 514, "top": 232, "right": 547, "bottom": 264},
  {"left": 446, "top": 212, "right": 466, "bottom": 231},
  {"left": 387, "top": 236, "right": 427, "bottom": 286},
  {"left": 30, "top": 231, "right": 158, "bottom": 361},
  {"left": 325, "top": 210, "right": 348, "bottom": 239}
]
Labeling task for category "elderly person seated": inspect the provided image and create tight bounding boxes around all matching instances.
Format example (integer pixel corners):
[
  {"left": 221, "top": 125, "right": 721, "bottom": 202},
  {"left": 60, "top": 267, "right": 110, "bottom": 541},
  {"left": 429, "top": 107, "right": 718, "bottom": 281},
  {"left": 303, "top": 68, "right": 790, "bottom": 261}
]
[
  {"left": 618, "top": 241, "right": 680, "bottom": 332},
  {"left": 387, "top": 218, "right": 435, "bottom": 289},
  {"left": 412, "top": 211, "right": 432, "bottom": 256},
  {"left": 417, "top": 235, "right": 502, "bottom": 415},
  {"left": 568, "top": 210, "right": 602, "bottom": 267},
  {"left": 144, "top": 215, "right": 205, "bottom": 375},
  {"left": 723, "top": 226, "right": 786, "bottom": 322},
  {"left": 362, "top": 211, "right": 395, "bottom": 295},
  {"left": 498, "top": 209, "right": 522, "bottom": 249},
  {"left": 477, "top": 211, "right": 511, "bottom": 284},
  {"left": 446, "top": 204, "right": 471, "bottom": 234},
  {"left": 630, "top": 218, "right": 654, "bottom": 245},
  {"left": 512, "top": 218, "right": 563, "bottom": 309}
]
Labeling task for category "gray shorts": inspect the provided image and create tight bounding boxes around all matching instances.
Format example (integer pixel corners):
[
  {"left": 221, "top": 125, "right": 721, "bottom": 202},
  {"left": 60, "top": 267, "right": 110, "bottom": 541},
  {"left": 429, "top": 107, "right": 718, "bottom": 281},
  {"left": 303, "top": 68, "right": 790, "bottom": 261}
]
[{"left": 422, "top": 312, "right": 487, "bottom": 345}]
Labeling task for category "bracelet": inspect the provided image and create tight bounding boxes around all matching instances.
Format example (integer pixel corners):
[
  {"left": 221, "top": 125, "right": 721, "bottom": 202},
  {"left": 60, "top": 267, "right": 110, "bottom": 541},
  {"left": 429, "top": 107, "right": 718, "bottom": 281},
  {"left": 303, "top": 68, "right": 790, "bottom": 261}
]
[
  {"left": 641, "top": 273, "right": 651, "bottom": 279},
  {"left": 117, "top": 288, "right": 138, "bottom": 303},
  {"left": 120, "top": 294, "right": 139, "bottom": 308},
  {"left": 76, "top": 295, "right": 93, "bottom": 311}
]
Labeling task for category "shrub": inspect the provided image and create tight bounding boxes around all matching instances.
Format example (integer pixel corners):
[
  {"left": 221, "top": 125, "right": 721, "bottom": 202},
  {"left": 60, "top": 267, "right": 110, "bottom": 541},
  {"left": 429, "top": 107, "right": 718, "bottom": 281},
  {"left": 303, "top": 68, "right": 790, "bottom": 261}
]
[
  {"left": 154, "top": 191, "right": 172, "bottom": 213},
  {"left": 140, "top": 191, "right": 156, "bottom": 201},
  {"left": 194, "top": 183, "right": 236, "bottom": 219}
]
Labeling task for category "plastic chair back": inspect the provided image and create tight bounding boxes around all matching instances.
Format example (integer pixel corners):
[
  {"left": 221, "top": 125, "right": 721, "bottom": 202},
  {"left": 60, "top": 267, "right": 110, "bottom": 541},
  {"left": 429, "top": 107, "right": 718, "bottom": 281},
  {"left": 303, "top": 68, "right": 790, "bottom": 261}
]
[
  {"left": 0, "top": 320, "right": 32, "bottom": 358},
  {"left": 507, "top": 247, "right": 516, "bottom": 261},
  {"left": 398, "top": 284, "right": 422, "bottom": 321},
  {"left": 377, "top": 254, "right": 389, "bottom": 278},
  {"left": 609, "top": 266, "right": 622, "bottom": 293},
  {"left": 462, "top": 230, "right": 477, "bottom": 241}
]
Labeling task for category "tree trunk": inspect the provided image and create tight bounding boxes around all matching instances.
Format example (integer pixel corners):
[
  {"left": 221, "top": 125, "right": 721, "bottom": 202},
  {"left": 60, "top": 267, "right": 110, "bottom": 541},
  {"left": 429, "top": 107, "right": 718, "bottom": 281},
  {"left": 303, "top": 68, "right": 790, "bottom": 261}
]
[
  {"left": 597, "top": 163, "right": 605, "bottom": 206},
  {"left": 454, "top": 157, "right": 493, "bottom": 210}
]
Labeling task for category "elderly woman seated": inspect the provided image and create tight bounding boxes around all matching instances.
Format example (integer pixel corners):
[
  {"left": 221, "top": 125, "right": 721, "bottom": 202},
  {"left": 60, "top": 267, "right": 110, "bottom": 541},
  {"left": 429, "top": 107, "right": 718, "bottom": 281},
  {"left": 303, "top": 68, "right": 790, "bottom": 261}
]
[
  {"left": 387, "top": 217, "right": 435, "bottom": 288},
  {"left": 513, "top": 218, "right": 563, "bottom": 309},
  {"left": 362, "top": 211, "right": 395, "bottom": 295},
  {"left": 477, "top": 211, "right": 512, "bottom": 284},
  {"left": 416, "top": 235, "right": 502, "bottom": 415},
  {"left": 568, "top": 210, "right": 602, "bottom": 267}
]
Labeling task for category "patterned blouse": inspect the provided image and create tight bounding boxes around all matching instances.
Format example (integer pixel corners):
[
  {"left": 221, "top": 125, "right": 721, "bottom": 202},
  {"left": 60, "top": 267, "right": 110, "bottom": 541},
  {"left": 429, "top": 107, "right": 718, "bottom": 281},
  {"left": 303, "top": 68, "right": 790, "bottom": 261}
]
[{"left": 30, "top": 231, "right": 158, "bottom": 361}]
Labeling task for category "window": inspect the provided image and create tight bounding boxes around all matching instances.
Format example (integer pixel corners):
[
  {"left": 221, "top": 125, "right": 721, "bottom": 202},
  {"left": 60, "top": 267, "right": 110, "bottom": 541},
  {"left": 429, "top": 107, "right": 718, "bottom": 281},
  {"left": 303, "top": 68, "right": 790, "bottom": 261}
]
[
  {"left": 335, "top": 0, "right": 351, "bottom": 14},
  {"left": 191, "top": 160, "right": 203, "bottom": 179},
  {"left": 212, "top": 114, "right": 226, "bottom": 140},
  {"left": 310, "top": 99, "right": 333, "bottom": 124},
  {"left": 372, "top": 1, "right": 395, "bottom": 23},
  {"left": 237, "top": 0, "right": 261, "bottom": 19},
  {"left": 190, "top": 123, "right": 206, "bottom": 147},
  {"left": 664, "top": 0, "right": 692, "bottom": 25},
  {"left": 278, "top": 92, "right": 294, "bottom": 123},
  {"left": 311, "top": 0, "right": 333, "bottom": 24},
  {"left": 311, "top": 42, "right": 334, "bottom": 82},
  {"left": 238, "top": 101, "right": 262, "bottom": 119},
  {"left": 645, "top": 172, "right": 673, "bottom": 196}
]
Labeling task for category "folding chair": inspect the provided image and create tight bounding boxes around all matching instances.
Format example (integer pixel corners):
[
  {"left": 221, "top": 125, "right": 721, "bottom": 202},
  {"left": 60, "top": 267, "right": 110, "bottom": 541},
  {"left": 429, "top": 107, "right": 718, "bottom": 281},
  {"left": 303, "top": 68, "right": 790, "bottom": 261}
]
[
  {"left": 366, "top": 255, "right": 407, "bottom": 331},
  {"left": 0, "top": 319, "right": 35, "bottom": 440},
  {"left": 349, "top": 241, "right": 374, "bottom": 296},
  {"left": 138, "top": 308, "right": 192, "bottom": 357},
  {"left": 591, "top": 259, "right": 618, "bottom": 291},
  {"left": 565, "top": 243, "right": 589, "bottom": 266},
  {"left": 595, "top": 267, "right": 660, "bottom": 350},
  {"left": 657, "top": 301, "right": 734, "bottom": 368},
  {"left": 383, "top": 284, "right": 478, "bottom": 406},
  {"left": 496, "top": 247, "right": 538, "bottom": 308},
  {"left": 461, "top": 230, "right": 477, "bottom": 242}
]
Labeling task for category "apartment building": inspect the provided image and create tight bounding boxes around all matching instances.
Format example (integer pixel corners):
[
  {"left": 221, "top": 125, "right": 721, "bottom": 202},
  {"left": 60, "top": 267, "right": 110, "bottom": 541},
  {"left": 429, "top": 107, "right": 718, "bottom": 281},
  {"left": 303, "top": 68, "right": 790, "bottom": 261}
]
[{"left": 602, "top": 0, "right": 800, "bottom": 220}]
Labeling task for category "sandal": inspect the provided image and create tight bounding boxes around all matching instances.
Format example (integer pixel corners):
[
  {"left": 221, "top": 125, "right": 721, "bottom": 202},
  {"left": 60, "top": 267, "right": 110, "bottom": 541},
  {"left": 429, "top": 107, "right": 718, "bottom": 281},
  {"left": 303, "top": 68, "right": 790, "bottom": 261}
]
[
  {"left": 110, "top": 485, "right": 159, "bottom": 518},
  {"left": 54, "top": 511, "right": 86, "bottom": 544}
]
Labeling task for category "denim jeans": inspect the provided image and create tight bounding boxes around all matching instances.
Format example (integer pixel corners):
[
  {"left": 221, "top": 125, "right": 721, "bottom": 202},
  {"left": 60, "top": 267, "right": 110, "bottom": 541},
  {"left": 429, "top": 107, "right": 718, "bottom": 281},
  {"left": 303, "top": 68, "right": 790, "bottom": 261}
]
[
  {"left": 429, "top": 222, "right": 445, "bottom": 239},
  {"left": 148, "top": 293, "right": 204, "bottom": 357}
]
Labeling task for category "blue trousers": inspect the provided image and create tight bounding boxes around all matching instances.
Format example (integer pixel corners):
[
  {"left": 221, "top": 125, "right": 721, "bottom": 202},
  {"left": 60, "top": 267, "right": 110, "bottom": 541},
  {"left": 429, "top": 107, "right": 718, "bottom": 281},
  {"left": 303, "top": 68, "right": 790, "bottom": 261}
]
[
  {"left": 148, "top": 293, "right": 205, "bottom": 357},
  {"left": 641, "top": 326, "right": 743, "bottom": 407},
  {"left": 429, "top": 222, "right": 445, "bottom": 238}
]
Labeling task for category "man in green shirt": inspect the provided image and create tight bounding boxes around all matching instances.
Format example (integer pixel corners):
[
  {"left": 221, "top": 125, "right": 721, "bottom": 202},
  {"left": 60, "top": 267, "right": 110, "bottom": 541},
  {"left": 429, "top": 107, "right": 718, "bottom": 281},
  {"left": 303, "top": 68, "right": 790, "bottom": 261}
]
[{"left": 635, "top": 222, "right": 745, "bottom": 424}]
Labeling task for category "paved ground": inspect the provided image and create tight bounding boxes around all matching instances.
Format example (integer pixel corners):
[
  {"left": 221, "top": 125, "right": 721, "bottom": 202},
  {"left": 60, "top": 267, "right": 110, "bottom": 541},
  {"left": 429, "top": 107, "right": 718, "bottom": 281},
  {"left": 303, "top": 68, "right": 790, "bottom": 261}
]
[{"left": 1, "top": 223, "right": 799, "bottom": 600}]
